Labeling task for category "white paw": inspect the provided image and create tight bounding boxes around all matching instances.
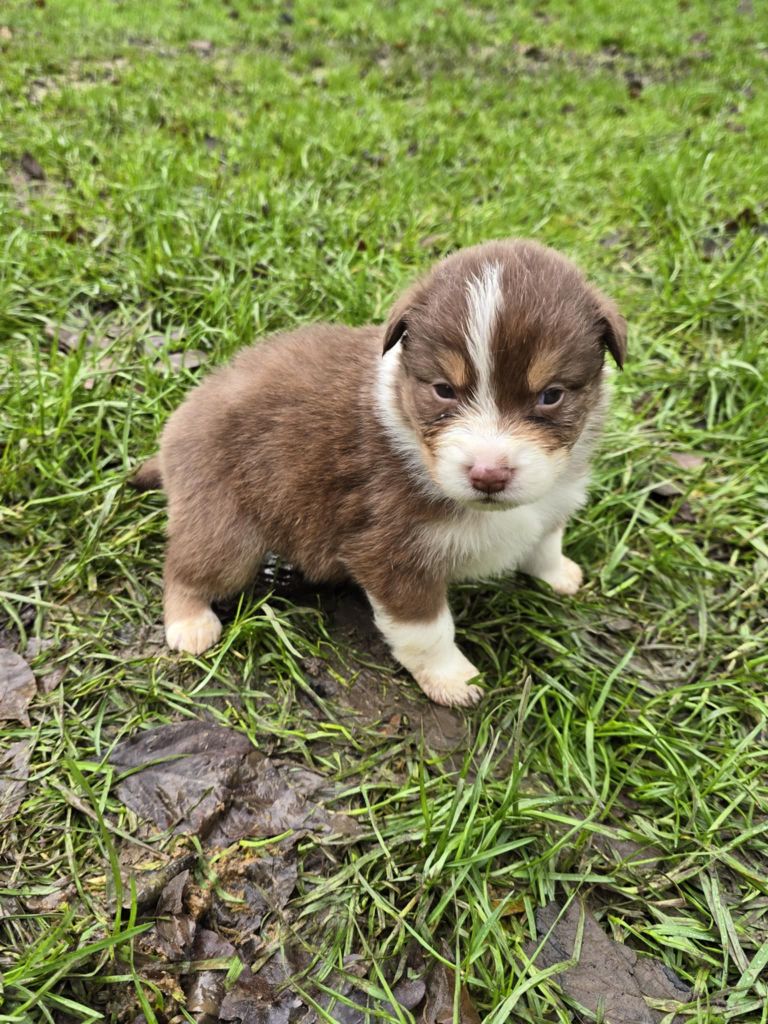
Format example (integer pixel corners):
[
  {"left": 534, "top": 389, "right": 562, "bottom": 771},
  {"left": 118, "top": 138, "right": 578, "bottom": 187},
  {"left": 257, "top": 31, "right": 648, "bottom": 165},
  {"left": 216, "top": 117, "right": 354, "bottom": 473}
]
[
  {"left": 166, "top": 609, "right": 222, "bottom": 655},
  {"left": 540, "top": 556, "right": 583, "bottom": 596},
  {"left": 415, "top": 659, "right": 485, "bottom": 708}
]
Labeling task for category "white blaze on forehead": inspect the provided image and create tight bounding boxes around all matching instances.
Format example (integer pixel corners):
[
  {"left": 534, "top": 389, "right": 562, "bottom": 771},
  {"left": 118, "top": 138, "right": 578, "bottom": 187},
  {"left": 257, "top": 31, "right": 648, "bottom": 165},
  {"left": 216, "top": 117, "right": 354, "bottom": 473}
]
[{"left": 464, "top": 261, "right": 502, "bottom": 414}]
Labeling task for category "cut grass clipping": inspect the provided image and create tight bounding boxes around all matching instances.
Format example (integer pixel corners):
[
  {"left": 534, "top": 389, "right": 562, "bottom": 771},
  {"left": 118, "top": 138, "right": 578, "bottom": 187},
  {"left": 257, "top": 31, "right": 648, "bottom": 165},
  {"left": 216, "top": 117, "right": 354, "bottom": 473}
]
[{"left": 1, "top": 0, "right": 767, "bottom": 1021}]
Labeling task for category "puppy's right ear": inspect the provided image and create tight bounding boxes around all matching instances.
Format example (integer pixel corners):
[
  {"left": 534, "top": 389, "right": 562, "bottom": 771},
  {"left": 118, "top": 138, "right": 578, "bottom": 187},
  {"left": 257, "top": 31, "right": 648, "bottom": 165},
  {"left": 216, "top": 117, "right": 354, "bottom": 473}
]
[{"left": 382, "top": 315, "right": 408, "bottom": 355}]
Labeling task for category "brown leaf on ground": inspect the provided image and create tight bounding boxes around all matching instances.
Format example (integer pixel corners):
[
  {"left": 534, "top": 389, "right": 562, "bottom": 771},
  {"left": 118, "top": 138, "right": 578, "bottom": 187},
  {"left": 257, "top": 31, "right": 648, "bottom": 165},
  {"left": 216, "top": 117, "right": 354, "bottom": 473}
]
[
  {"left": 669, "top": 451, "right": 705, "bottom": 471},
  {"left": 110, "top": 721, "right": 359, "bottom": 844},
  {"left": 109, "top": 723, "right": 477, "bottom": 1022},
  {"left": 649, "top": 475, "right": 701, "bottom": 524},
  {"left": 20, "top": 152, "right": 46, "bottom": 181},
  {"left": 24, "top": 637, "right": 55, "bottom": 659},
  {"left": 143, "top": 326, "right": 186, "bottom": 354},
  {"left": 38, "top": 664, "right": 66, "bottom": 694},
  {"left": 0, "top": 25, "right": 12, "bottom": 41},
  {"left": 44, "top": 322, "right": 85, "bottom": 352},
  {"left": 189, "top": 39, "right": 215, "bottom": 56},
  {"left": 626, "top": 74, "right": 644, "bottom": 98},
  {"left": 154, "top": 349, "right": 207, "bottom": 373},
  {"left": 45, "top": 319, "right": 129, "bottom": 355},
  {"left": 600, "top": 230, "right": 625, "bottom": 248},
  {"left": 590, "top": 833, "right": 663, "bottom": 874},
  {"left": 84, "top": 354, "right": 119, "bottom": 390},
  {"left": 421, "top": 960, "right": 482, "bottom": 1024},
  {"left": 27, "top": 76, "right": 56, "bottom": 104},
  {"left": 23, "top": 877, "right": 76, "bottom": 913},
  {"left": 0, "top": 649, "right": 36, "bottom": 725},
  {"left": 185, "top": 968, "right": 228, "bottom": 1022},
  {"left": 650, "top": 480, "right": 684, "bottom": 500},
  {"left": 218, "top": 948, "right": 312, "bottom": 1024},
  {"left": 0, "top": 740, "right": 31, "bottom": 821},
  {"left": 206, "top": 845, "right": 298, "bottom": 938},
  {"left": 527, "top": 900, "right": 691, "bottom": 1023}
]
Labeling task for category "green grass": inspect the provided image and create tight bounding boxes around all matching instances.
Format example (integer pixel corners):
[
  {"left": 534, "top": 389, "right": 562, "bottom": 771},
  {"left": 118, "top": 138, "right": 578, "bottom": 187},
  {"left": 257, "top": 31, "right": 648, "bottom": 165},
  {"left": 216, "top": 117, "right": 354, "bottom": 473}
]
[{"left": 1, "top": 0, "right": 768, "bottom": 1020}]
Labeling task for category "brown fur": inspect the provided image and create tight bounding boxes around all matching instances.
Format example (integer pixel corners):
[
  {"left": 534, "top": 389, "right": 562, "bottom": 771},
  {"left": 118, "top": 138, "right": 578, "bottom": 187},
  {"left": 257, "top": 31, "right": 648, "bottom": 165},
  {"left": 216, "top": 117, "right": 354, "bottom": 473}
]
[
  {"left": 157, "top": 324, "right": 452, "bottom": 625},
  {"left": 138, "top": 239, "right": 626, "bottom": 668}
]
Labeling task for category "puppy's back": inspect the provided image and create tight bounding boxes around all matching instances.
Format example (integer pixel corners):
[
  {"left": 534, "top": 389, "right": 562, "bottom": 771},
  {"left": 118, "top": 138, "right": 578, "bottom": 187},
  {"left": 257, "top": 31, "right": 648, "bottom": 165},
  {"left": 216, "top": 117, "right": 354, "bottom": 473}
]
[{"left": 157, "top": 324, "right": 385, "bottom": 574}]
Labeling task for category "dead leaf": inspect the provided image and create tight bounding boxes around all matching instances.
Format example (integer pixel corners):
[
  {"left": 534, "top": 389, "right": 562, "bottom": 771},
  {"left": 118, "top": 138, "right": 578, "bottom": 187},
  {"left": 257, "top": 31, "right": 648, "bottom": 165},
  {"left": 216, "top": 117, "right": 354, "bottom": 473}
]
[
  {"left": 674, "top": 501, "right": 698, "bottom": 523},
  {"left": 207, "top": 846, "right": 298, "bottom": 937},
  {"left": 489, "top": 891, "right": 526, "bottom": 917},
  {"left": 591, "top": 834, "right": 663, "bottom": 874},
  {"left": 110, "top": 721, "right": 359, "bottom": 845},
  {"left": 0, "top": 25, "right": 12, "bottom": 40},
  {"left": 528, "top": 900, "right": 691, "bottom": 1023},
  {"left": 153, "top": 869, "right": 196, "bottom": 959},
  {"left": 44, "top": 322, "right": 83, "bottom": 352},
  {"left": 604, "top": 617, "right": 636, "bottom": 633},
  {"left": 219, "top": 947, "right": 312, "bottom": 1024},
  {"left": 83, "top": 354, "right": 118, "bottom": 390},
  {"left": 189, "top": 39, "right": 214, "bottom": 56},
  {"left": 38, "top": 664, "right": 66, "bottom": 694},
  {"left": 0, "top": 740, "right": 31, "bottom": 821},
  {"left": 669, "top": 451, "right": 705, "bottom": 471},
  {"left": 421, "top": 960, "right": 481, "bottom": 1024},
  {"left": 24, "top": 878, "right": 77, "bottom": 913},
  {"left": 725, "top": 207, "right": 761, "bottom": 233},
  {"left": 27, "top": 77, "right": 56, "bottom": 104},
  {"left": 600, "top": 230, "right": 625, "bottom": 248},
  {"left": 185, "top": 970, "right": 226, "bottom": 1021},
  {"left": 20, "top": 152, "right": 45, "bottom": 181},
  {"left": 626, "top": 74, "right": 644, "bottom": 98},
  {"left": 117, "top": 848, "right": 197, "bottom": 911},
  {"left": 650, "top": 480, "right": 684, "bottom": 500},
  {"left": 154, "top": 349, "right": 206, "bottom": 373},
  {"left": 0, "top": 649, "right": 36, "bottom": 725}
]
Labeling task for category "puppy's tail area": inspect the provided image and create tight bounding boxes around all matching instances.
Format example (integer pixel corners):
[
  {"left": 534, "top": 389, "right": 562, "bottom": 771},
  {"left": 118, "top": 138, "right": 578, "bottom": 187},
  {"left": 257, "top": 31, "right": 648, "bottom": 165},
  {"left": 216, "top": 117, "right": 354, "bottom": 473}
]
[{"left": 128, "top": 455, "right": 163, "bottom": 492}]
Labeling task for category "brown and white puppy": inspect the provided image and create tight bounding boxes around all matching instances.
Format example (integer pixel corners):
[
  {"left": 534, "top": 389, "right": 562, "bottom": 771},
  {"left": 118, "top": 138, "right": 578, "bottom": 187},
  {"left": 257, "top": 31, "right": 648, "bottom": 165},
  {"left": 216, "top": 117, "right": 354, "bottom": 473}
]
[{"left": 133, "top": 240, "right": 626, "bottom": 707}]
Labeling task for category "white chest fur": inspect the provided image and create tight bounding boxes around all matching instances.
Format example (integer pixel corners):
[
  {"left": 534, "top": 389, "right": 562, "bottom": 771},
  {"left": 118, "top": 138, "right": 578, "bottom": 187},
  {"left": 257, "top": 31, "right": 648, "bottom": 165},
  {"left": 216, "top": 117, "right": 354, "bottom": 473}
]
[{"left": 422, "top": 471, "right": 590, "bottom": 581}]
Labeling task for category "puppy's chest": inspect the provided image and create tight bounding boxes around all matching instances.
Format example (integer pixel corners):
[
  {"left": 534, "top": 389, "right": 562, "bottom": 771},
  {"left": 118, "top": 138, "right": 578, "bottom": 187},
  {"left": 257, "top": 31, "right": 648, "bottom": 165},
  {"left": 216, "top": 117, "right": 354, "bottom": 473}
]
[
  {"left": 421, "top": 507, "right": 545, "bottom": 580},
  {"left": 420, "top": 481, "right": 586, "bottom": 580}
]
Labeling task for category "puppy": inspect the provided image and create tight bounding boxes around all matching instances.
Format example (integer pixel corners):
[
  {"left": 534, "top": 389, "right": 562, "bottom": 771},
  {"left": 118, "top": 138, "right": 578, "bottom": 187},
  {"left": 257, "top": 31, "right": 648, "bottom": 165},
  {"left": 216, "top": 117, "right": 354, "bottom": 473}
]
[{"left": 133, "top": 240, "right": 626, "bottom": 707}]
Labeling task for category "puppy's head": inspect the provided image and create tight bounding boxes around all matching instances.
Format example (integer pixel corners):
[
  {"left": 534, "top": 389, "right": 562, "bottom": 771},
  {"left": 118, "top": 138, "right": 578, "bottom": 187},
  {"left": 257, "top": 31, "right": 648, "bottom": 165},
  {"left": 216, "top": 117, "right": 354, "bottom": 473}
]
[{"left": 378, "top": 240, "right": 626, "bottom": 509}]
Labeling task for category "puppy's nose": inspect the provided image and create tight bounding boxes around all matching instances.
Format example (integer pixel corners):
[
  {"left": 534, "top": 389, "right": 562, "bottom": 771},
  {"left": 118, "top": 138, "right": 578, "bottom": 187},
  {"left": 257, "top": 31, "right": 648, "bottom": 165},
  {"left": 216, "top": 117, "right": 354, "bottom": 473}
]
[{"left": 468, "top": 463, "right": 513, "bottom": 494}]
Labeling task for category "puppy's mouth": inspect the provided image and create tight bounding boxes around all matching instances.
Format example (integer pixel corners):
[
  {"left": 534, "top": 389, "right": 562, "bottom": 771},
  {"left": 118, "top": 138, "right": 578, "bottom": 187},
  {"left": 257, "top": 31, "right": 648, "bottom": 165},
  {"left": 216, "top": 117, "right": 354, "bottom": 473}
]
[{"left": 467, "top": 491, "right": 518, "bottom": 511}]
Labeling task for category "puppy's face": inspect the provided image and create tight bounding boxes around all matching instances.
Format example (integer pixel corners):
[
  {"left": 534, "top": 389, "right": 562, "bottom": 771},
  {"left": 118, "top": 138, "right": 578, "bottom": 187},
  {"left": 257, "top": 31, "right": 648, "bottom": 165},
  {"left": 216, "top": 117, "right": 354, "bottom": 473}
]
[{"left": 379, "top": 240, "right": 627, "bottom": 509}]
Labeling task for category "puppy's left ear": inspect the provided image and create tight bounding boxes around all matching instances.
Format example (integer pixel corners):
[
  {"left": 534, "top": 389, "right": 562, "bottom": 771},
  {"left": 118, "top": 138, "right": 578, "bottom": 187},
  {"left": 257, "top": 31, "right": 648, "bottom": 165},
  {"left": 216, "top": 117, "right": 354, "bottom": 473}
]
[
  {"left": 594, "top": 291, "right": 627, "bottom": 369},
  {"left": 383, "top": 277, "right": 428, "bottom": 355},
  {"left": 382, "top": 315, "right": 409, "bottom": 355}
]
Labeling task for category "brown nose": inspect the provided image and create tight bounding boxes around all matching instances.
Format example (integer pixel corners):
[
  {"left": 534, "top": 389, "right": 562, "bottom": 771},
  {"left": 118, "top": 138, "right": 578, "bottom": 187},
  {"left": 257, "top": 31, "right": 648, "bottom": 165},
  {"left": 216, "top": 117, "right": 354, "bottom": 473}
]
[{"left": 468, "top": 463, "right": 513, "bottom": 494}]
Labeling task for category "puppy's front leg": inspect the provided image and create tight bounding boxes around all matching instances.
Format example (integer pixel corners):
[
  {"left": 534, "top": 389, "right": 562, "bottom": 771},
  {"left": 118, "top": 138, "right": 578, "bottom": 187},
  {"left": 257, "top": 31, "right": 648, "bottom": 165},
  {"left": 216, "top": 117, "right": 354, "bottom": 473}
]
[
  {"left": 520, "top": 526, "right": 583, "bottom": 595},
  {"left": 367, "top": 594, "right": 484, "bottom": 708}
]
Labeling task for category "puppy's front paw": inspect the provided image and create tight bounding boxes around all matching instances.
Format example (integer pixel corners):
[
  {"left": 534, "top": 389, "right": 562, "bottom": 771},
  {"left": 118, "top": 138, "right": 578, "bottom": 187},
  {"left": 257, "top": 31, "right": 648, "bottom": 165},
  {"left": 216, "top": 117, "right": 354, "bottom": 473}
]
[
  {"left": 540, "top": 556, "right": 583, "bottom": 596},
  {"left": 166, "top": 609, "right": 222, "bottom": 655},
  {"left": 415, "top": 656, "right": 485, "bottom": 708}
]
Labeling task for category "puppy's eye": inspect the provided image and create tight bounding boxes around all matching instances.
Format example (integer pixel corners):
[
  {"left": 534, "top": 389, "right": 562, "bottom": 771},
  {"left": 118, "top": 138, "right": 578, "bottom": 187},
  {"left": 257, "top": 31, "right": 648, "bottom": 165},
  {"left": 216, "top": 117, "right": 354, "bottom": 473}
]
[
  {"left": 537, "top": 386, "right": 565, "bottom": 408},
  {"left": 433, "top": 382, "right": 456, "bottom": 400}
]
